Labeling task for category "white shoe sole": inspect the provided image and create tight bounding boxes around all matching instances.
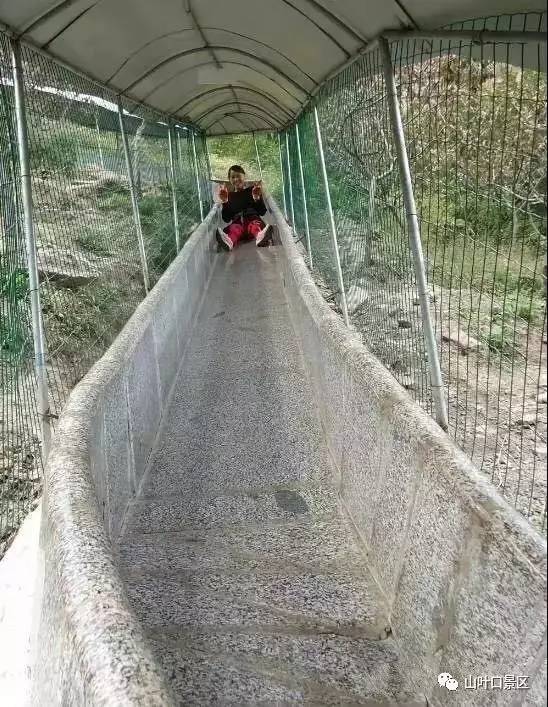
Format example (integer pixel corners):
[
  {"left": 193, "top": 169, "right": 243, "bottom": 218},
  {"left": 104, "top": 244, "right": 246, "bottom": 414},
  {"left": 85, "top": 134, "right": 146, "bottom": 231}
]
[
  {"left": 216, "top": 227, "right": 233, "bottom": 251},
  {"left": 256, "top": 225, "right": 272, "bottom": 246}
]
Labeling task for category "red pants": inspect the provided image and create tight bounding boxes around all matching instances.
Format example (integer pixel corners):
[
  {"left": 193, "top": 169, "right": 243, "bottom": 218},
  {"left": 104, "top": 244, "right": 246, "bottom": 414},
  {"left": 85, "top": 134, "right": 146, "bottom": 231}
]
[{"left": 224, "top": 217, "right": 264, "bottom": 245}]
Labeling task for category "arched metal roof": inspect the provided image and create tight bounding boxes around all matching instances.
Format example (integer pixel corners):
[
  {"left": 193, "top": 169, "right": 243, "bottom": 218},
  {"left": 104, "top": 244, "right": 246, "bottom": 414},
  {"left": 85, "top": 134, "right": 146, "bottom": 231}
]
[{"left": 0, "top": 0, "right": 543, "bottom": 134}]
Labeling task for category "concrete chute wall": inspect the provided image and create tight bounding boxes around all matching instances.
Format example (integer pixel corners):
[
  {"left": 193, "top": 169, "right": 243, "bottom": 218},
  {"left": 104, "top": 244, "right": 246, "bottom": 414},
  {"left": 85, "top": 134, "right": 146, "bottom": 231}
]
[
  {"left": 274, "top": 199, "right": 548, "bottom": 704},
  {"left": 32, "top": 202, "right": 546, "bottom": 704},
  {"left": 33, "top": 209, "right": 219, "bottom": 706}
]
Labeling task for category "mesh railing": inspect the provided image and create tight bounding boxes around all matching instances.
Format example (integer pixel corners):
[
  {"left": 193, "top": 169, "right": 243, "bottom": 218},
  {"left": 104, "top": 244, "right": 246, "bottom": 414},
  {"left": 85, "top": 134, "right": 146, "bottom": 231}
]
[
  {"left": 0, "top": 34, "right": 210, "bottom": 556},
  {"left": 282, "top": 13, "right": 547, "bottom": 531}
]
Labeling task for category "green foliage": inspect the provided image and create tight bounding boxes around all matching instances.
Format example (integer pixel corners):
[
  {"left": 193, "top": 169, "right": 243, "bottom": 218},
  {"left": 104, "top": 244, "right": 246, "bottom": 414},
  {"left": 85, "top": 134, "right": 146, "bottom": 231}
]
[
  {"left": 207, "top": 133, "right": 283, "bottom": 202},
  {"left": 0, "top": 269, "right": 28, "bottom": 301},
  {"left": 30, "top": 132, "right": 79, "bottom": 176}
]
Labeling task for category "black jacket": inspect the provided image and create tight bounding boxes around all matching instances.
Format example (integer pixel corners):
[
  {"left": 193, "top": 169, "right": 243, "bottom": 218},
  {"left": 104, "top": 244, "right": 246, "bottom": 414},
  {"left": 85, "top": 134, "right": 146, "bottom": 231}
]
[{"left": 221, "top": 186, "right": 267, "bottom": 222}]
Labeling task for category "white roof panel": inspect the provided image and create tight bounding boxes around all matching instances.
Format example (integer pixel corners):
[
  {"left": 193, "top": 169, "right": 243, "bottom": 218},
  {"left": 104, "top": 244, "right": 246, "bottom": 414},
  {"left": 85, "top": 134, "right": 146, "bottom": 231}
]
[{"left": 0, "top": 0, "right": 543, "bottom": 133}]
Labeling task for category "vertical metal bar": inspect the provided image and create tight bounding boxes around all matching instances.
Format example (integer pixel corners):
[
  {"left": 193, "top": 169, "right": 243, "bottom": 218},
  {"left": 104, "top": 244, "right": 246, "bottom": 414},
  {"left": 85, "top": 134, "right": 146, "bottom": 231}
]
[
  {"left": 380, "top": 37, "right": 448, "bottom": 430},
  {"left": 95, "top": 114, "right": 105, "bottom": 170},
  {"left": 295, "top": 123, "right": 313, "bottom": 269},
  {"left": 253, "top": 132, "right": 263, "bottom": 180},
  {"left": 191, "top": 131, "right": 204, "bottom": 221},
  {"left": 168, "top": 124, "right": 181, "bottom": 252},
  {"left": 285, "top": 132, "right": 295, "bottom": 227},
  {"left": 11, "top": 39, "right": 52, "bottom": 457},
  {"left": 313, "top": 106, "right": 350, "bottom": 327},
  {"left": 117, "top": 96, "right": 150, "bottom": 293},
  {"left": 277, "top": 132, "right": 287, "bottom": 218}
]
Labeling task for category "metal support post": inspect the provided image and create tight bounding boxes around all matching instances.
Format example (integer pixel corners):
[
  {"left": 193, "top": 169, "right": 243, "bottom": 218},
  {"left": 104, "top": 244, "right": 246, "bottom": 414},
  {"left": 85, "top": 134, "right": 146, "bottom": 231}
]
[
  {"left": 191, "top": 131, "right": 204, "bottom": 221},
  {"left": 295, "top": 123, "right": 313, "bottom": 269},
  {"left": 380, "top": 37, "right": 448, "bottom": 430},
  {"left": 285, "top": 132, "right": 295, "bottom": 227},
  {"left": 168, "top": 124, "right": 181, "bottom": 252},
  {"left": 313, "top": 106, "right": 350, "bottom": 327},
  {"left": 11, "top": 39, "right": 52, "bottom": 457},
  {"left": 253, "top": 132, "right": 263, "bottom": 181},
  {"left": 95, "top": 114, "right": 105, "bottom": 170},
  {"left": 117, "top": 96, "right": 150, "bottom": 293},
  {"left": 277, "top": 132, "right": 287, "bottom": 219}
]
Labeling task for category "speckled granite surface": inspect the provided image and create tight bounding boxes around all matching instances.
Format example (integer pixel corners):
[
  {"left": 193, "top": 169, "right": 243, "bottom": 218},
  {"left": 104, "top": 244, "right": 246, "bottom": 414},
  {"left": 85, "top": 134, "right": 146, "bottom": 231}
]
[{"left": 117, "top": 244, "right": 419, "bottom": 705}]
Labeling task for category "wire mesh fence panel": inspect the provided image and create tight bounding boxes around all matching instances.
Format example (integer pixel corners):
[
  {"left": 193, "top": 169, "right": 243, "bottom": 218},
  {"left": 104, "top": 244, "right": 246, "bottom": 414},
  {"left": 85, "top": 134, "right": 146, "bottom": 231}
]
[
  {"left": 0, "top": 33, "right": 210, "bottom": 555},
  {"left": 117, "top": 97, "right": 176, "bottom": 287},
  {"left": 314, "top": 51, "right": 431, "bottom": 394},
  {"left": 394, "top": 15, "right": 547, "bottom": 528},
  {"left": 0, "top": 33, "right": 42, "bottom": 556},
  {"left": 194, "top": 131, "right": 213, "bottom": 215},
  {"left": 174, "top": 126, "right": 205, "bottom": 234},
  {"left": 289, "top": 12, "right": 546, "bottom": 530}
]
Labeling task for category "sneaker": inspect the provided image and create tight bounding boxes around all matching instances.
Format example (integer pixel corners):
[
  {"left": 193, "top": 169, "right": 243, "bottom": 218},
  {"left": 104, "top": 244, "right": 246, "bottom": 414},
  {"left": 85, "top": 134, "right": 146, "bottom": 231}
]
[
  {"left": 216, "top": 227, "right": 233, "bottom": 251},
  {"left": 256, "top": 224, "right": 273, "bottom": 247}
]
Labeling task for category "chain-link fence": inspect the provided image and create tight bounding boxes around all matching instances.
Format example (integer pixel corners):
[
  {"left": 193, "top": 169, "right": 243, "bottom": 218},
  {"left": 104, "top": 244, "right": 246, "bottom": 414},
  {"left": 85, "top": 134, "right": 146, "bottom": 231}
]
[
  {"left": 0, "top": 33, "right": 210, "bottom": 556},
  {"left": 282, "top": 12, "right": 547, "bottom": 531}
]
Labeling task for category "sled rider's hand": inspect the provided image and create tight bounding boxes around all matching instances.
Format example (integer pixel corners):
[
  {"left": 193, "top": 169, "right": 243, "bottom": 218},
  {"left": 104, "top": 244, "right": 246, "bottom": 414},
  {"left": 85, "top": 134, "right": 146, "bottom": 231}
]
[
  {"left": 219, "top": 183, "right": 229, "bottom": 203},
  {"left": 252, "top": 181, "right": 262, "bottom": 201}
]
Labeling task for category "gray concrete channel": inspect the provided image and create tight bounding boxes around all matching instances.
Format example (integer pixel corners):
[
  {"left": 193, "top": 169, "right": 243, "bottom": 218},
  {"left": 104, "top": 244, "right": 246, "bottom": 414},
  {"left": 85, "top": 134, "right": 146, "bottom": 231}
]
[{"left": 33, "top": 202, "right": 547, "bottom": 705}]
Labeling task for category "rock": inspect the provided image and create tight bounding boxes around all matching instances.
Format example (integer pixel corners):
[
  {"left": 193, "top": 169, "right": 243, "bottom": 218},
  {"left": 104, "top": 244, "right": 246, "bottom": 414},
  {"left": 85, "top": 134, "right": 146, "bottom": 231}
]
[
  {"left": 37, "top": 247, "right": 101, "bottom": 288},
  {"left": 538, "top": 394, "right": 547, "bottom": 406},
  {"left": 513, "top": 414, "right": 537, "bottom": 429},
  {"left": 442, "top": 327, "right": 480, "bottom": 354}
]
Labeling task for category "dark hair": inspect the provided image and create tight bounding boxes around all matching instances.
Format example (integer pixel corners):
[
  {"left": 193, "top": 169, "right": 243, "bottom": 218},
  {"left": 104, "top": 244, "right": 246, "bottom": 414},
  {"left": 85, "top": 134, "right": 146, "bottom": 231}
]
[{"left": 228, "top": 164, "right": 245, "bottom": 178}]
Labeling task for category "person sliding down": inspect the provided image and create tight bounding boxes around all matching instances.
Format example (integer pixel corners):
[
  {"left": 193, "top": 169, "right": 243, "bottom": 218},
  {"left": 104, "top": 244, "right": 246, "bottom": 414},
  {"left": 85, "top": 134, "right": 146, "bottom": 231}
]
[{"left": 216, "top": 164, "right": 272, "bottom": 251}]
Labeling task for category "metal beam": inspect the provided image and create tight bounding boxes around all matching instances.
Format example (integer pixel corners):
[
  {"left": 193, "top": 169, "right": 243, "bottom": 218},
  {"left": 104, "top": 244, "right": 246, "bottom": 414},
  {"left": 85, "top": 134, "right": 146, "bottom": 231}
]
[
  {"left": 173, "top": 86, "right": 294, "bottom": 121},
  {"left": 312, "top": 107, "right": 350, "bottom": 327},
  {"left": 10, "top": 37, "right": 52, "bottom": 458},
  {"left": 253, "top": 133, "right": 263, "bottom": 180},
  {"left": 295, "top": 123, "right": 312, "bottom": 268},
  {"left": 193, "top": 101, "right": 286, "bottom": 126},
  {"left": 121, "top": 46, "right": 312, "bottom": 96},
  {"left": 117, "top": 97, "right": 150, "bottom": 293},
  {"left": 278, "top": 132, "right": 288, "bottom": 219},
  {"left": 379, "top": 37, "right": 448, "bottom": 430},
  {"left": 204, "top": 111, "right": 277, "bottom": 132},
  {"left": 191, "top": 132, "right": 204, "bottom": 221},
  {"left": 168, "top": 123, "right": 181, "bottom": 252},
  {"left": 285, "top": 132, "right": 295, "bottom": 227}
]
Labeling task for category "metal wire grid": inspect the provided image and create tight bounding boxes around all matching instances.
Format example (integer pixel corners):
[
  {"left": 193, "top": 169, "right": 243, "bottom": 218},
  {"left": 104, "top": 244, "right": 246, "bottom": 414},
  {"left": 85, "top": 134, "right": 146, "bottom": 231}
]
[
  {"left": 395, "top": 16, "right": 547, "bottom": 528},
  {"left": 0, "top": 33, "right": 42, "bottom": 555},
  {"left": 283, "top": 15, "right": 546, "bottom": 530},
  {"left": 0, "top": 36, "right": 210, "bottom": 555}
]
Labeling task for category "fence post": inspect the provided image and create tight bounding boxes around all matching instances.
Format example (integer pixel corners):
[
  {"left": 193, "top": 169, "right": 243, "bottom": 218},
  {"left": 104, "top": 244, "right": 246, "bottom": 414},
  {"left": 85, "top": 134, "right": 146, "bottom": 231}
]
[
  {"left": 95, "top": 114, "right": 105, "bottom": 170},
  {"left": 168, "top": 123, "right": 181, "bottom": 252},
  {"left": 380, "top": 37, "right": 448, "bottom": 430},
  {"left": 313, "top": 106, "right": 350, "bottom": 327},
  {"left": 116, "top": 96, "right": 150, "bottom": 293},
  {"left": 191, "top": 131, "right": 204, "bottom": 221},
  {"left": 253, "top": 132, "right": 263, "bottom": 181},
  {"left": 285, "top": 132, "right": 295, "bottom": 227},
  {"left": 10, "top": 38, "right": 52, "bottom": 457},
  {"left": 277, "top": 132, "right": 288, "bottom": 219},
  {"left": 295, "top": 122, "right": 313, "bottom": 269}
]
